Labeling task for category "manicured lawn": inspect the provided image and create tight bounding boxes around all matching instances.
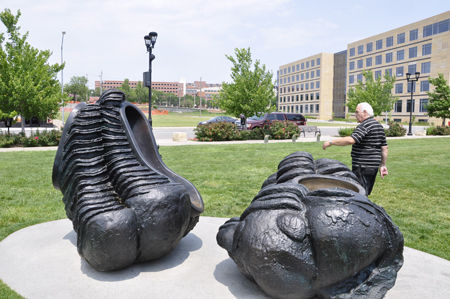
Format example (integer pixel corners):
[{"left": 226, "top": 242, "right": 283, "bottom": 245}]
[{"left": 1, "top": 138, "right": 449, "bottom": 297}]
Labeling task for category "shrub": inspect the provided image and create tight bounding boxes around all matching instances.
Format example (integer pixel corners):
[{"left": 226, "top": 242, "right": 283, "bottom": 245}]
[
  {"left": 263, "top": 121, "right": 300, "bottom": 140},
  {"left": 0, "top": 129, "right": 62, "bottom": 148},
  {"left": 338, "top": 127, "right": 355, "bottom": 137},
  {"left": 385, "top": 122, "right": 406, "bottom": 137},
  {"left": 426, "top": 126, "right": 450, "bottom": 135},
  {"left": 194, "top": 122, "right": 240, "bottom": 141}
]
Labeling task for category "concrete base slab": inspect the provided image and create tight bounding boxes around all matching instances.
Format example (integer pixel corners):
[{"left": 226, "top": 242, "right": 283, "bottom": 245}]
[{"left": 0, "top": 217, "right": 449, "bottom": 299}]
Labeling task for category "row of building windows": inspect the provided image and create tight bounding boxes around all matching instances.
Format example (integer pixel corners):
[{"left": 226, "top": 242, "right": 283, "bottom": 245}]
[
  {"left": 423, "top": 19, "right": 450, "bottom": 37},
  {"left": 280, "top": 70, "right": 321, "bottom": 84},
  {"left": 280, "top": 81, "right": 321, "bottom": 93},
  {"left": 281, "top": 104, "right": 320, "bottom": 114},
  {"left": 280, "top": 58, "right": 321, "bottom": 75},
  {"left": 395, "top": 80, "right": 429, "bottom": 93},
  {"left": 349, "top": 61, "right": 431, "bottom": 84},
  {"left": 280, "top": 93, "right": 320, "bottom": 102},
  {"left": 349, "top": 43, "right": 431, "bottom": 70},
  {"left": 394, "top": 99, "right": 428, "bottom": 113}
]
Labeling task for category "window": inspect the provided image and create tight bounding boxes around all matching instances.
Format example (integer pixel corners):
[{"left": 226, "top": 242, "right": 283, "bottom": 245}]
[
  {"left": 422, "top": 43, "right": 432, "bottom": 55},
  {"left": 358, "top": 45, "right": 364, "bottom": 55},
  {"left": 296, "top": 84, "right": 299, "bottom": 91},
  {"left": 306, "top": 61, "right": 310, "bottom": 68},
  {"left": 305, "top": 104, "right": 309, "bottom": 113},
  {"left": 375, "top": 70, "right": 382, "bottom": 79},
  {"left": 316, "top": 104, "right": 319, "bottom": 112},
  {"left": 395, "top": 100, "right": 402, "bottom": 113},
  {"left": 292, "top": 75, "right": 295, "bottom": 82},
  {"left": 386, "top": 36, "right": 393, "bottom": 47},
  {"left": 301, "top": 63, "right": 305, "bottom": 70},
  {"left": 287, "top": 86, "right": 290, "bottom": 92},
  {"left": 310, "top": 82, "right": 314, "bottom": 89},
  {"left": 357, "top": 59, "right": 363, "bottom": 69},
  {"left": 395, "top": 83, "right": 403, "bottom": 94},
  {"left": 349, "top": 75, "right": 354, "bottom": 84},
  {"left": 300, "top": 105, "right": 303, "bottom": 113},
  {"left": 297, "top": 64, "right": 299, "bottom": 71},
  {"left": 296, "top": 74, "right": 299, "bottom": 81},
  {"left": 283, "top": 78, "right": 286, "bottom": 84},
  {"left": 349, "top": 61, "right": 355, "bottom": 70},
  {"left": 420, "top": 80, "right": 429, "bottom": 92},
  {"left": 350, "top": 47, "right": 355, "bottom": 57},
  {"left": 376, "top": 39, "right": 383, "bottom": 50},
  {"left": 310, "top": 94, "right": 314, "bottom": 102},
  {"left": 385, "top": 68, "right": 392, "bottom": 77},
  {"left": 410, "top": 29, "right": 418, "bottom": 41},
  {"left": 407, "top": 99, "right": 415, "bottom": 112},
  {"left": 409, "top": 46, "right": 417, "bottom": 58},
  {"left": 288, "top": 66, "right": 291, "bottom": 73},
  {"left": 316, "top": 58, "right": 321, "bottom": 65},
  {"left": 300, "top": 94, "right": 303, "bottom": 101},
  {"left": 310, "top": 104, "right": 314, "bottom": 113},
  {"left": 397, "top": 33, "right": 405, "bottom": 44},
  {"left": 284, "top": 68, "right": 287, "bottom": 74},
  {"left": 305, "top": 94, "right": 309, "bottom": 101},
  {"left": 311, "top": 60, "right": 315, "bottom": 67},
  {"left": 421, "top": 62, "right": 431, "bottom": 74},
  {"left": 357, "top": 73, "right": 363, "bottom": 82},
  {"left": 397, "top": 50, "right": 404, "bottom": 61},
  {"left": 301, "top": 73, "right": 304, "bottom": 80},
  {"left": 316, "top": 81, "right": 320, "bottom": 88},
  {"left": 311, "top": 71, "right": 315, "bottom": 78},
  {"left": 423, "top": 19, "right": 450, "bottom": 37},
  {"left": 305, "top": 83, "right": 309, "bottom": 90},
  {"left": 316, "top": 93, "right": 320, "bottom": 100},
  {"left": 367, "top": 42, "right": 373, "bottom": 52},
  {"left": 306, "top": 72, "right": 309, "bottom": 79},
  {"left": 408, "top": 64, "right": 416, "bottom": 75},
  {"left": 420, "top": 99, "right": 428, "bottom": 112},
  {"left": 375, "top": 55, "right": 382, "bottom": 65},
  {"left": 288, "top": 77, "right": 290, "bottom": 83},
  {"left": 396, "top": 66, "right": 404, "bottom": 77},
  {"left": 316, "top": 70, "right": 320, "bottom": 77},
  {"left": 280, "top": 69, "right": 283, "bottom": 75},
  {"left": 407, "top": 81, "right": 416, "bottom": 93},
  {"left": 301, "top": 84, "right": 304, "bottom": 90},
  {"left": 386, "top": 52, "right": 393, "bottom": 63}
]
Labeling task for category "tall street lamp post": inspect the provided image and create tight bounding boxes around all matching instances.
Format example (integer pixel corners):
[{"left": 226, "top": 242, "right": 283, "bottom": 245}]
[
  {"left": 406, "top": 72, "right": 420, "bottom": 136},
  {"left": 61, "top": 31, "right": 66, "bottom": 124},
  {"left": 144, "top": 32, "right": 158, "bottom": 126}
]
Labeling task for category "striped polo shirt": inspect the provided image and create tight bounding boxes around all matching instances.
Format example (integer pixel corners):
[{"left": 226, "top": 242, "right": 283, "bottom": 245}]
[{"left": 350, "top": 117, "right": 387, "bottom": 168}]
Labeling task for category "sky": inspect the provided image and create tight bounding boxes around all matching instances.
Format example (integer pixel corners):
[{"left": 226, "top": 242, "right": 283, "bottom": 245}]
[{"left": 1, "top": 0, "right": 449, "bottom": 89}]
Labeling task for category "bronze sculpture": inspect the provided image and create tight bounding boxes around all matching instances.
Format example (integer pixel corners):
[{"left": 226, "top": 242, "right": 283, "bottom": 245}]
[
  {"left": 52, "top": 89, "right": 203, "bottom": 271},
  {"left": 217, "top": 151, "right": 403, "bottom": 299}
]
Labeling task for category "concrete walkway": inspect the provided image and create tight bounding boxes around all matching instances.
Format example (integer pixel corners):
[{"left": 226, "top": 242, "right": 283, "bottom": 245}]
[{"left": 0, "top": 217, "right": 449, "bottom": 299}]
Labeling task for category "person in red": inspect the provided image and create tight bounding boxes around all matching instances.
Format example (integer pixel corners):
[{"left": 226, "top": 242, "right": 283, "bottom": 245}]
[{"left": 322, "top": 102, "right": 388, "bottom": 195}]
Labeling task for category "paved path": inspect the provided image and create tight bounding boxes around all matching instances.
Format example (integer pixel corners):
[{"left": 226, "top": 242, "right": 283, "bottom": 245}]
[{"left": 0, "top": 217, "right": 449, "bottom": 299}]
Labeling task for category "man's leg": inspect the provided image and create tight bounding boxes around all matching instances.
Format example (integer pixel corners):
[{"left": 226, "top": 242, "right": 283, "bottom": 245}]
[{"left": 352, "top": 165, "right": 378, "bottom": 196}]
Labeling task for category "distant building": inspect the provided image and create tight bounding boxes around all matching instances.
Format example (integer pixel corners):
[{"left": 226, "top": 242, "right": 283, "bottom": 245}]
[{"left": 278, "top": 10, "right": 450, "bottom": 123}]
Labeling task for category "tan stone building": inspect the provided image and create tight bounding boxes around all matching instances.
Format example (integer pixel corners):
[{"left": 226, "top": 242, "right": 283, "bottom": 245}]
[{"left": 279, "top": 10, "right": 450, "bottom": 123}]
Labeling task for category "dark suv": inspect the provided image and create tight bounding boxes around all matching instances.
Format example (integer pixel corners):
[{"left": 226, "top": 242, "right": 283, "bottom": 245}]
[{"left": 238, "top": 112, "right": 307, "bottom": 130}]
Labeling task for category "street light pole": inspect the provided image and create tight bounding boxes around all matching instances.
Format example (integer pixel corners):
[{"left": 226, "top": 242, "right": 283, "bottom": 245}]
[
  {"left": 144, "top": 32, "right": 158, "bottom": 126},
  {"left": 61, "top": 31, "right": 66, "bottom": 124},
  {"left": 406, "top": 72, "right": 420, "bottom": 136}
]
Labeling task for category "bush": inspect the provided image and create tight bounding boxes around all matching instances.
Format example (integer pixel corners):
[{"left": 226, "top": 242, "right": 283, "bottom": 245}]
[
  {"left": 194, "top": 122, "right": 241, "bottom": 141},
  {"left": 263, "top": 121, "right": 300, "bottom": 140},
  {"left": 0, "top": 129, "right": 62, "bottom": 148},
  {"left": 338, "top": 127, "right": 355, "bottom": 137},
  {"left": 385, "top": 122, "right": 406, "bottom": 137},
  {"left": 426, "top": 126, "right": 450, "bottom": 135}
]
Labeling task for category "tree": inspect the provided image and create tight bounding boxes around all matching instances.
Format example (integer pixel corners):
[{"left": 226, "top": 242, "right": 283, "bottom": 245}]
[
  {"left": 0, "top": 9, "right": 64, "bottom": 127},
  {"left": 214, "top": 47, "right": 276, "bottom": 129},
  {"left": 64, "top": 76, "right": 89, "bottom": 102},
  {"left": 426, "top": 73, "right": 450, "bottom": 126},
  {"left": 118, "top": 78, "right": 133, "bottom": 102},
  {"left": 134, "top": 81, "right": 148, "bottom": 104},
  {"left": 346, "top": 70, "right": 397, "bottom": 117}
]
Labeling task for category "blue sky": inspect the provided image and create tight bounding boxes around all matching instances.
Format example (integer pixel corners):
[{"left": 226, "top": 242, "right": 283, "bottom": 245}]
[{"left": 1, "top": 0, "right": 449, "bottom": 89}]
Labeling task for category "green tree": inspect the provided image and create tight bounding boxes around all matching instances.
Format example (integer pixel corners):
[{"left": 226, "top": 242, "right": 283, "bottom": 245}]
[
  {"left": 90, "top": 87, "right": 101, "bottom": 97},
  {"left": 64, "top": 76, "right": 88, "bottom": 102},
  {"left": 118, "top": 78, "right": 134, "bottom": 102},
  {"left": 346, "top": 70, "right": 397, "bottom": 116},
  {"left": 0, "top": 9, "right": 64, "bottom": 127},
  {"left": 426, "top": 73, "right": 450, "bottom": 126},
  {"left": 134, "top": 81, "right": 148, "bottom": 103},
  {"left": 214, "top": 47, "right": 276, "bottom": 129}
]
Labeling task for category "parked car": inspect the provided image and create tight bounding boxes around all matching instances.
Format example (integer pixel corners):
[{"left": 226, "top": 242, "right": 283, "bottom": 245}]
[
  {"left": 236, "top": 112, "right": 307, "bottom": 130},
  {"left": 197, "top": 116, "right": 237, "bottom": 126}
]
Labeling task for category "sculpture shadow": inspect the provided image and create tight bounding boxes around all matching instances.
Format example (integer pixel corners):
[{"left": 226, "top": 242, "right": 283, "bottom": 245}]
[{"left": 64, "top": 230, "right": 202, "bottom": 282}]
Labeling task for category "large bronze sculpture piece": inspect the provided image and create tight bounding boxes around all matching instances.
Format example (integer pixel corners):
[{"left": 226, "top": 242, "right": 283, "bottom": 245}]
[
  {"left": 52, "top": 89, "right": 204, "bottom": 271},
  {"left": 217, "top": 151, "right": 403, "bottom": 299}
]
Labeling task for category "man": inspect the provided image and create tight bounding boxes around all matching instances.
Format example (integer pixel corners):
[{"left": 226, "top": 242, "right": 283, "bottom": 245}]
[{"left": 322, "top": 102, "right": 388, "bottom": 195}]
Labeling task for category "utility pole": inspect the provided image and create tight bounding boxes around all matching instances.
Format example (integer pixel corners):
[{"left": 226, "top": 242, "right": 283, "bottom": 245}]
[
  {"left": 199, "top": 77, "right": 202, "bottom": 117},
  {"left": 99, "top": 71, "right": 103, "bottom": 94}
]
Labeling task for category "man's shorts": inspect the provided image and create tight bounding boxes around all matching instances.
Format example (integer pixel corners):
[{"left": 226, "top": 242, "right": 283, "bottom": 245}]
[{"left": 352, "top": 165, "right": 378, "bottom": 196}]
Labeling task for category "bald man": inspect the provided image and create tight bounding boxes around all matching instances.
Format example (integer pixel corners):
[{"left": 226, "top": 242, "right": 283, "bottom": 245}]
[{"left": 323, "top": 102, "right": 388, "bottom": 195}]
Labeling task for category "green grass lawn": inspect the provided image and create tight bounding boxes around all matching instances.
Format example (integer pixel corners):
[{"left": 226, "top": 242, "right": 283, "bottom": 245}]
[{"left": 1, "top": 138, "right": 449, "bottom": 297}]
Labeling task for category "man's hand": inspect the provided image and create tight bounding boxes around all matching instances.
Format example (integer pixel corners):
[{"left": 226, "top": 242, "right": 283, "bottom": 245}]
[
  {"left": 380, "top": 166, "right": 388, "bottom": 179},
  {"left": 322, "top": 141, "right": 331, "bottom": 150}
]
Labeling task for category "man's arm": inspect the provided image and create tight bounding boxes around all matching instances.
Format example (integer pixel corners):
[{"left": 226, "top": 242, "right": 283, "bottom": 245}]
[
  {"left": 380, "top": 145, "right": 388, "bottom": 179},
  {"left": 322, "top": 136, "right": 355, "bottom": 150}
]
